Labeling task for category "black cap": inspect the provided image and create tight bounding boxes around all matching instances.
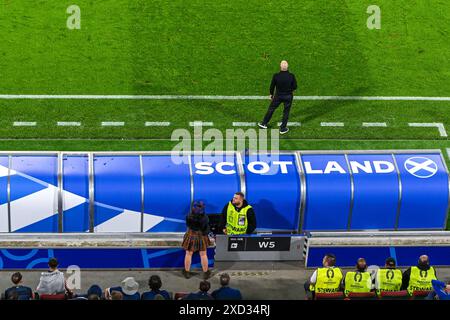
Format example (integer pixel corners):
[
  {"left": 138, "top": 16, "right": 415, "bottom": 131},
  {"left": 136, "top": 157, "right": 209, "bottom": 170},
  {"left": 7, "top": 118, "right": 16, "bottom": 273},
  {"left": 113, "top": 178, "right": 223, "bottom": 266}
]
[{"left": 385, "top": 257, "right": 396, "bottom": 267}]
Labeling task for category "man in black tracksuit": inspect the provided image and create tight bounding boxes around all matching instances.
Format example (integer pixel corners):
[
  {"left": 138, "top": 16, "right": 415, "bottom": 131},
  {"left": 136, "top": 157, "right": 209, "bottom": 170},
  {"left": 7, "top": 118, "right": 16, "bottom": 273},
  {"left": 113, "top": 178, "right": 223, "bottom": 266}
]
[{"left": 258, "top": 60, "right": 297, "bottom": 134}]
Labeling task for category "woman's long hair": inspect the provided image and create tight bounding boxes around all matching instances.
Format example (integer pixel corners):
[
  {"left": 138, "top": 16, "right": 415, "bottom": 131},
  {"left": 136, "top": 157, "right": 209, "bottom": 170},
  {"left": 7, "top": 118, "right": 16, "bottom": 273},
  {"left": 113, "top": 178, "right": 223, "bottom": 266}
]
[{"left": 187, "top": 201, "right": 206, "bottom": 229}]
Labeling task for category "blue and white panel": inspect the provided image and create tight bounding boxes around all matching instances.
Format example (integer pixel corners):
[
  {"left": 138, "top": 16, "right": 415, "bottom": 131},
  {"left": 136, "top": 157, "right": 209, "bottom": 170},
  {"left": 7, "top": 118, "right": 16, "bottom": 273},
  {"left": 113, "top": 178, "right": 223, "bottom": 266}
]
[
  {"left": 93, "top": 156, "right": 142, "bottom": 232},
  {"left": 191, "top": 154, "right": 241, "bottom": 213},
  {"left": 10, "top": 156, "right": 58, "bottom": 232},
  {"left": 142, "top": 155, "right": 190, "bottom": 232},
  {"left": 0, "top": 157, "right": 9, "bottom": 232},
  {"left": 62, "top": 155, "right": 90, "bottom": 232},
  {"left": 347, "top": 154, "right": 399, "bottom": 230},
  {"left": 244, "top": 154, "right": 300, "bottom": 231},
  {"left": 395, "top": 154, "right": 449, "bottom": 229},
  {"left": 301, "top": 154, "right": 351, "bottom": 231}
]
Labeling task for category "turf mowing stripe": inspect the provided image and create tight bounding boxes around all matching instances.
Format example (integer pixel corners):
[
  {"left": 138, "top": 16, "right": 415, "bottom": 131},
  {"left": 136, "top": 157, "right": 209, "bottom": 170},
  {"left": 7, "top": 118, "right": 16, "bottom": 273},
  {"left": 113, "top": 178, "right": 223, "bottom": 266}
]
[
  {"left": 189, "top": 121, "right": 214, "bottom": 127},
  {"left": 101, "top": 122, "right": 125, "bottom": 127},
  {"left": 320, "top": 122, "right": 344, "bottom": 127},
  {"left": 0, "top": 138, "right": 443, "bottom": 142},
  {"left": 232, "top": 122, "right": 256, "bottom": 126},
  {"left": 145, "top": 122, "right": 171, "bottom": 126},
  {"left": 13, "top": 122, "right": 36, "bottom": 126},
  {"left": 277, "top": 122, "right": 301, "bottom": 127},
  {"left": 57, "top": 122, "right": 81, "bottom": 126},
  {"left": 408, "top": 123, "right": 448, "bottom": 137},
  {"left": 1, "top": 94, "right": 450, "bottom": 101},
  {"left": 362, "top": 122, "right": 387, "bottom": 127}
]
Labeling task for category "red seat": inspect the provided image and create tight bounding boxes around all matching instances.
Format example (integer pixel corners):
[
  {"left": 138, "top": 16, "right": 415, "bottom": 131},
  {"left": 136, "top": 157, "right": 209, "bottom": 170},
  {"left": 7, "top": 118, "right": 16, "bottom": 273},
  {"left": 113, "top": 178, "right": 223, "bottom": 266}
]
[
  {"left": 39, "top": 293, "right": 66, "bottom": 300},
  {"left": 174, "top": 292, "right": 189, "bottom": 300},
  {"left": 410, "top": 290, "right": 432, "bottom": 300},
  {"left": 314, "top": 292, "right": 344, "bottom": 300},
  {"left": 346, "top": 292, "right": 377, "bottom": 300},
  {"left": 378, "top": 290, "right": 409, "bottom": 300}
]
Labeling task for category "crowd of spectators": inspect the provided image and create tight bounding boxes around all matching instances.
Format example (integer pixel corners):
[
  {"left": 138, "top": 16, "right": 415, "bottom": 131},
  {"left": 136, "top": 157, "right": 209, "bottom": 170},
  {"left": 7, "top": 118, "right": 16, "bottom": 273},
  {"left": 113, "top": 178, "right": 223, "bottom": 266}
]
[{"left": 0, "top": 258, "right": 243, "bottom": 301}]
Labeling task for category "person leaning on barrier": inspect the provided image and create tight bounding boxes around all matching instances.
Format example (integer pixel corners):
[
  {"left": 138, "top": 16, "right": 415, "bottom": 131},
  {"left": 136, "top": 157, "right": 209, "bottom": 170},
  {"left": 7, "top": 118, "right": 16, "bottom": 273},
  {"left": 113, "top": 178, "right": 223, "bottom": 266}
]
[
  {"left": 375, "top": 257, "right": 403, "bottom": 295},
  {"left": 304, "top": 253, "right": 343, "bottom": 299},
  {"left": 343, "top": 258, "right": 373, "bottom": 296},
  {"left": 221, "top": 192, "right": 256, "bottom": 235},
  {"left": 401, "top": 255, "right": 437, "bottom": 295}
]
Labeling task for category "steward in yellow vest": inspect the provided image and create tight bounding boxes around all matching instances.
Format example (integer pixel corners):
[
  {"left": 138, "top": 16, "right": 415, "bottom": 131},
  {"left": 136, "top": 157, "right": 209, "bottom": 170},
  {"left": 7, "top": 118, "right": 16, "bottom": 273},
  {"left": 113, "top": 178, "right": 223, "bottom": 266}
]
[
  {"left": 344, "top": 258, "right": 373, "bottom": 296},
  {"left": 402, "top": 255, "right": 437, "bottom": 295},
  {"left": 306, "top": 254, "right": 343, "bottom": 299},
  {"left": 375, "top": 257, "right": 403, "bottom": 295},
  {"left": 221, "top": 192, "right": 256, "bottom": 235}
]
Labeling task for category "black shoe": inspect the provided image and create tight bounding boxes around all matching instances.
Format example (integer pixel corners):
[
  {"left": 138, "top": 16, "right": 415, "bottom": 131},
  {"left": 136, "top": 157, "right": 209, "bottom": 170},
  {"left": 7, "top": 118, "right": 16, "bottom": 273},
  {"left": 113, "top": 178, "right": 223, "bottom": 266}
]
[
  {"left": 258, "top": 123, "right": 268, "bottom": 129},
  {"left": 280, "top": 127, "right": 289, "bottom": 135},
  {"left": 203, "top": 270, "right": 212, "bottom": 280},
  {"left": 182, "top": 269, "right": 191, "bottom": 279}
]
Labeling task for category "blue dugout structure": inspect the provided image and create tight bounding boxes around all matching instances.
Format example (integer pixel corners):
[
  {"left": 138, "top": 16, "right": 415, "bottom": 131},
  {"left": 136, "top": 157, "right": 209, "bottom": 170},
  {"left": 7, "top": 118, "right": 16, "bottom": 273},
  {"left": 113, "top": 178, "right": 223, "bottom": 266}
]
[{"left": 0, "top": 150, "right": 448, "bottom": 234}]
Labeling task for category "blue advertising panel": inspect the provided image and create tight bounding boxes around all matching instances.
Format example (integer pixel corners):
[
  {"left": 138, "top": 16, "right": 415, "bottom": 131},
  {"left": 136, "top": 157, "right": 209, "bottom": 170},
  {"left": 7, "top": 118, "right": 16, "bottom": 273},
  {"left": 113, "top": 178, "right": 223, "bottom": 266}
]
[
  {"left": 142, "top": 155, "right": 191, "bottom": 232},
  {"left": 347, "top": 154, "right": 399, "bottom": 230},
  {"left": 191, "top": 154, "right": 241, "bottom": 213},
  {"left": 62, "top": 155, "right": 89, "bottom": 232},
  {"left": 301, "top": 154, "right": 351, "bottom": 231},
  {"left": 395, "top": 154, "right": 449, "bottom": 229},
  {"left": 244, "top": 154, "right": 300, "bottom": 231},
  {"left": 94, "top": 156, "right": 142, "bottom": 232},
  {"left": 0, "top": 156, "right": 9, "bottom": 232},
  {"left": 10, "top": 156, "right": 58, "bottom": 232}
]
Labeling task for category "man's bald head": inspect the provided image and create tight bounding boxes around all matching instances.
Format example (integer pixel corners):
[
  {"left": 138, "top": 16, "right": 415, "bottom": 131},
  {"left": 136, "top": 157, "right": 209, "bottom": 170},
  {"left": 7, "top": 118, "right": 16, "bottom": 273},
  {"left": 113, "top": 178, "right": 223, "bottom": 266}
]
[
  {"left": 280, "top": 60, "right": 289, "bottom": 71},
  {"left": 418, "top": 255, "right": 430, "bottom": 267}
]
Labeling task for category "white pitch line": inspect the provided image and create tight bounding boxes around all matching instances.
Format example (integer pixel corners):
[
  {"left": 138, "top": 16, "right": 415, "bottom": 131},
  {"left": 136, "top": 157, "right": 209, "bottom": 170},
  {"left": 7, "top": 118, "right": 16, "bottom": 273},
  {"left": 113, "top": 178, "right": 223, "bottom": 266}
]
[
  {"left": 1, "top": 94, "right": 450, "bottom": 101},
  {"left": 145, "top": 122, "right": 171, "bottom": 127},
  {"left": 320, "top": 122, "right": 344, "bottom": 127},
  {"left": 57, "top": 122, "right": 81, "bottom": 127},
  {"left": 232, "top": 122, "right": 256, "bottom": 127},
  {"left": 408, "top": 122, "right": 448, "bottom": 137},
  {"left": 189, "top": 121, "right": 214, "bottom": 127},
  {"left": 13, "top": 122, "right": 36, "bottom": 126},
  {"left": 362, "top": 122, "right": 387, "bottom": 127},
  {"left": 101, "top": 122, "right": 124, "bottom": 127},
  {"left": 277, "top": 122, "right": 301, "bottom": 127}
]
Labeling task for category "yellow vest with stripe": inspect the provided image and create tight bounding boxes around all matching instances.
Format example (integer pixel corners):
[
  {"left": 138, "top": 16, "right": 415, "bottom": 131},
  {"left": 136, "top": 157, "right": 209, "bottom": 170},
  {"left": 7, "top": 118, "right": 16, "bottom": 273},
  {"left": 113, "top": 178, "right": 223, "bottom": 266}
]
[
  {"left": 226, "top": 202, "right": 251, "bottom": 235},
  {"left": 344, "top": 271, "right": 372, "bottom": 296},
  {"left": 376, "top": 268, "right": 402, "bottom": 294},
  {"left": 407, "top": 266, "right": 436, "bottom": 295},
  {"left": 309, "top": 267, "right": 343, "bottom": 293}
]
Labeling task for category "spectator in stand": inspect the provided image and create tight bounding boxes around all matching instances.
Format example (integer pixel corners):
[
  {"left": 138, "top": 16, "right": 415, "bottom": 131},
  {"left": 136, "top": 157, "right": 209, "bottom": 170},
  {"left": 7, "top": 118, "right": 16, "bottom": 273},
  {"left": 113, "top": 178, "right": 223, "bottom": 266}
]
[
  {"left": 182, "top": 281, "right": 214, "bottom": 300},
  {"left": 111, "top": 291, "right": 123, "bottom": 300},
  {"left": 182, "top": 201, "right": 212, "bottom": 280},
  {"left": 71, "top": 284, "right": 103, "bottom": 300},
  {"left": 426, "top": 279, "right": 450, "bottom": 300},
  {"left": 88, "top": 294, "right": 101, "bottom": 300},
  {"left": 4, "top": 272, "right": 34, "bottom": 300},
  {"left": 36, "top": 258, "right": 72, "bottom": 297},
  {"left": 212, "top": 273, "right": 242, "bottom": 300},
  {"left": 105, "top": 277, "right": 140, "bottom": 300},
  {"left": 401, "top": 255, "right": 437, "bottom": 295},
  {"left": 141, "top": 275, "right": 171, "bottom": 300}
]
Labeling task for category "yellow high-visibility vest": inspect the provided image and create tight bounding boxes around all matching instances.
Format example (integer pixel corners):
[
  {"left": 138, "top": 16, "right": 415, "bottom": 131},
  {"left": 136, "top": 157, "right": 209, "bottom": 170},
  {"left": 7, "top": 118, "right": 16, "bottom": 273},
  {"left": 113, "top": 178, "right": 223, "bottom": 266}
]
[
  {"left": 344, "top": 271, "right": 372, "bottom": 296},
  {"left": 376, "top": 268, "right": 402, "bottom": 295},
  {"left": 407, "top": 266, "right": 436, "bottom": 295},
  {"left": 226, "top": 202, "right": 251, "bottom": 235},
  {"left": 309, "top": 267, "right": 343, "bottom": 293}
]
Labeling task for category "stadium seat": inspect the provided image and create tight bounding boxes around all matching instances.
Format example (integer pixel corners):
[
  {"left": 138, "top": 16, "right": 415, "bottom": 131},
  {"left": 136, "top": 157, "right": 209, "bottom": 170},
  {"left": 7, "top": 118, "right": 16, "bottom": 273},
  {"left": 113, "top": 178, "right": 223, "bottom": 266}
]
[
  {"left": 174, "top": 292, "right": 189, "bottom": 300},
  {"left": 346, "top": 292, "right": 377, "bottom": 300},
  {"left": 39, "top": 293, "right": 66, "bottom": 300},
  {"left": 410, "top": 290, "right": 432, "bottom": 300},
  {"left": 314, "top": 292, "right": 345, "bottom": 300},
  {"left": 378, "top": 290, "right": 409, "bottom": 300}
]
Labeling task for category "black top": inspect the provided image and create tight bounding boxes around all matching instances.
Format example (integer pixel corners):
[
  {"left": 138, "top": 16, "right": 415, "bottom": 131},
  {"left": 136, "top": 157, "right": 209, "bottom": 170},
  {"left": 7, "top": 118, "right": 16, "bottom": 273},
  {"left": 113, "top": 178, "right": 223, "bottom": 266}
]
[
  {"left": 220, "top": 200, "right": 257, "bottom": 234},
  {"left": 401, "top": 264, "right": 436, "bottom": 290},
  {"left": 270, "top": 71, "right": 297, "bottom": 96},
  {"left": 186, "top": 213, "right": 210, "bottom": 235}
]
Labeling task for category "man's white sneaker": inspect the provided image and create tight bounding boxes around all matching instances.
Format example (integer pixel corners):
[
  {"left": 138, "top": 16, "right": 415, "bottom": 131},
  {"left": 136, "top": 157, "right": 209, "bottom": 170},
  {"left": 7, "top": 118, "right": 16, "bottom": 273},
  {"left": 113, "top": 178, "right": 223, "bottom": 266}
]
[
  {"left": 280, "top": 128, "right": 289, "bottom": 134},
  {"left": 258, "top": 123, "right": 268, "bottom": 129}
]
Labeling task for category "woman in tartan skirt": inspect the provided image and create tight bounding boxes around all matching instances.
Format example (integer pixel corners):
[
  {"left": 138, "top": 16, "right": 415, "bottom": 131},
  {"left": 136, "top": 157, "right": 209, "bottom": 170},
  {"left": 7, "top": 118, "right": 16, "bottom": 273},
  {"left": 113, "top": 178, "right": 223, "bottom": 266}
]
[{"left": 182, "top": 201, "right": 211, "bottom": 279}]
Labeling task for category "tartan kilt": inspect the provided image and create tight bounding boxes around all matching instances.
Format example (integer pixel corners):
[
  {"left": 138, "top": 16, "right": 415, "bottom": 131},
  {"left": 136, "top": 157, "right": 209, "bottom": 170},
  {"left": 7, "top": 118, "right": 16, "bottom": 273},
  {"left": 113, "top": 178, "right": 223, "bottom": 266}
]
[{"left": 182, "top": 230, "right": 210, "bottom": 252}]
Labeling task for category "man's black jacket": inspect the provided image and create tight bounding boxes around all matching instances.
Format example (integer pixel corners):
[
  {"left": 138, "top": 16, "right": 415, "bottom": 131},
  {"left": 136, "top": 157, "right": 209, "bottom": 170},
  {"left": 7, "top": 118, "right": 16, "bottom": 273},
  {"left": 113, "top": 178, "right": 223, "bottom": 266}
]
[
  {"left": 401, "top": 264, "right": 436, "bottom": 290},
  {"left": 270, "top": 70, "right": 297, "bottom": 96},
  {"left": 220, "top": 200, "right": 256, "bottom": 234}
]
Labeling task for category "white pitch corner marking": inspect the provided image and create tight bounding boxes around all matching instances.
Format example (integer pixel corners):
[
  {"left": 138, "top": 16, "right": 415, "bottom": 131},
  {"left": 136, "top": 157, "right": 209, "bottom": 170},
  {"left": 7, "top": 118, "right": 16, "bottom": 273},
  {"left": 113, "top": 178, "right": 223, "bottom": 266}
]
[
  {"left": 362, "top": 122, "right": 387, "bottom": 127},
  {"left": 189, "top": 121, "right": 214, "bottom": 127},
  {"left": 13, "top": 122, "right": 36, "bottom": 126},
  {"left": 232, "top": 122, "right": 256, "bottom": 127},
  {"left": 145, "top": 122, "right": 171, "bottom": 127},
  {"left": 277, "top": 122, "right": 301, "bottom": 127},
  {"left": 57, "top": 122, "right": 81, "bottom": 126},
  {"left": 320, "top": 122, "right": 344, "bottom": 127},
  {"left": 408, "top": 123, "right": 448, "bottom": 137}
]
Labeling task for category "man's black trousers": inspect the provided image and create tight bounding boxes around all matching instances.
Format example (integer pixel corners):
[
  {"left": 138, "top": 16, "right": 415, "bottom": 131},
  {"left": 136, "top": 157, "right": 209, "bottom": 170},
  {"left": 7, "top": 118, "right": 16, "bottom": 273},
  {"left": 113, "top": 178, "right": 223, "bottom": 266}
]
[{"left": 261, "top": 94, "right": 293, "bottom": 130}]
